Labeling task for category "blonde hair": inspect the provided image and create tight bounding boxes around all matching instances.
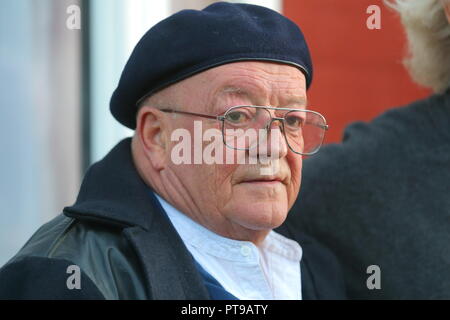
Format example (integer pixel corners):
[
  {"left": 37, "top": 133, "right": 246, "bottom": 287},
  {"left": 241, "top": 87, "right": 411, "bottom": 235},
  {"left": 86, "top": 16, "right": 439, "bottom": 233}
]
[{"left": 385, "top": 0, "right": 450, "bottom": 93}]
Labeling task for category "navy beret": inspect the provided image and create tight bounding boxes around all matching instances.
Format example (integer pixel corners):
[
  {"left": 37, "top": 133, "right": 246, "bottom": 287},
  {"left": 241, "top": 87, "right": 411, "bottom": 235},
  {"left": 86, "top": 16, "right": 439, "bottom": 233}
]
[{"left": 110, "top": 2, "right": 313, "bottom": 129}]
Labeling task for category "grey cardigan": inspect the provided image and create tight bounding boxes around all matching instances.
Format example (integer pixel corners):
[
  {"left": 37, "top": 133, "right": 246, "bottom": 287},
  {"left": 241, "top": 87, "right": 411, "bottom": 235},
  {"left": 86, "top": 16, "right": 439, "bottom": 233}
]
[{"left": 287, "top": 91, "right": 450, "bottom": 299}]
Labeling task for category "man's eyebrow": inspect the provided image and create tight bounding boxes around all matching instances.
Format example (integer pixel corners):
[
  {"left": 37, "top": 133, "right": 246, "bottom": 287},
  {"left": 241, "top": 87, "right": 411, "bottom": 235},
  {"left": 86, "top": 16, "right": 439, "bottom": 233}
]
[
  {"left": 219, "top": 86, "right": 252, "bottom": 98},
  {"left": 212, "top": 85, "right": 254, "bottom": 111},
  {"left": 286, "top": 96, "right": 308, "bottom": 108},
  {"left": 218, "top": 85, "right": 307, "bottom": 107}
]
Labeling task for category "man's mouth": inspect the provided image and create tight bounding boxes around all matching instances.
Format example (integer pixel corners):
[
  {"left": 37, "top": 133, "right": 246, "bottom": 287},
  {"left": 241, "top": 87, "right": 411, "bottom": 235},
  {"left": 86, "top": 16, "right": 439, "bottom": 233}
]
[{"left": 240, "top": 177, "right": 284, "bottom": 185}]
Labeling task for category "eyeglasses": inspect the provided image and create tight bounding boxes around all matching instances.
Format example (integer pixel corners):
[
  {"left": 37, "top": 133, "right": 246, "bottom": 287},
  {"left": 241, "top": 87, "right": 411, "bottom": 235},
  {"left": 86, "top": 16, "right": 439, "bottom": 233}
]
[{"left": 160, "top": 105, "right": 329, "bottom": 155}]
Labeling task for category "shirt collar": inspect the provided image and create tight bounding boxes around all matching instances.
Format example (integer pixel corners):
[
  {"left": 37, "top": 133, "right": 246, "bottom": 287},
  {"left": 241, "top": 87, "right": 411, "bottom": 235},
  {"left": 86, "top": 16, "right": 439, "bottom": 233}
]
[{"left": 154, "top": 193, "right": 302, "bottom": 264}]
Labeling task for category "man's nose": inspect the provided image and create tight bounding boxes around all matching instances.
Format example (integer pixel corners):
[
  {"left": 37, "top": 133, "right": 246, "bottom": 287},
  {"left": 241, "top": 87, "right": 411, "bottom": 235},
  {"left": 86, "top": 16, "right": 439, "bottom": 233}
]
[{"left": 254, "top": 118, "right": 288, "bottom": 160}]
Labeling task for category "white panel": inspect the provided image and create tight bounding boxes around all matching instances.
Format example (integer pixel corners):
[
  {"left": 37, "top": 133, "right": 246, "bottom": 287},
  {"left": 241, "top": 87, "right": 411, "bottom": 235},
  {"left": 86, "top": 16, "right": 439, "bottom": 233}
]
[
  {"left": 89, "top": 0, "right": 170, "bottom": 164},
  {"left": 0, "top": 0, "right": 82, "bottom": 265},
  {"left": 227, "top": 0, "right": 282, "bottom": 12}
]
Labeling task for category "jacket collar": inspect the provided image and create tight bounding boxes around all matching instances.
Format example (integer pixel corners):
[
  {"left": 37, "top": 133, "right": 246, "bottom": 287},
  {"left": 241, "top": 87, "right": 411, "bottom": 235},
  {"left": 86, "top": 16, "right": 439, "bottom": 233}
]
[
  {"left": 63, "top": 138, "right": 210, "bottom": 299},
  {"left": 63, "top": 138, "right": 155, "bottom": 230}
]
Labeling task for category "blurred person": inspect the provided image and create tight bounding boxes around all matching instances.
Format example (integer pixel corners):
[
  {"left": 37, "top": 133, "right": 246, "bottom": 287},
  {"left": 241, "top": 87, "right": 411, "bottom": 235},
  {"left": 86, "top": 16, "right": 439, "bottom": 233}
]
[
  {"left": 0, "top": 3, "right": 345, "bottom": 300},
  {"left": 286, "top": 0, "right": 450, "bottom": 299}
]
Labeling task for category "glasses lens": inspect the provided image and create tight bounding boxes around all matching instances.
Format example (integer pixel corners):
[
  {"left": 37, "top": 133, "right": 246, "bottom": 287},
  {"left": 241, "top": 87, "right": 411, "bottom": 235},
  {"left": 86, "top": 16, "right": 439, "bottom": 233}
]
[
  {"left": 222, "top": 107, "right": 271, "bottom": 150},
  {"left": 221, "top": 107, "right": 327, "bottom": 155},
  {"left": 224, "top": 107, "right": 252, "bottom": 127},
  {"left": 284, "top": 110, "right": 326, "bottom": 155}
]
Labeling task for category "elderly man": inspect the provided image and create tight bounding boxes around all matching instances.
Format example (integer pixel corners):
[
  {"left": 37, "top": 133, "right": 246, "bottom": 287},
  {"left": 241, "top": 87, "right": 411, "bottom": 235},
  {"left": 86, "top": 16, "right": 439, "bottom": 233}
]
[
  {"left": 287, "top": 0, "right": 450, "bottom": 299},
  {"left": 0, "top": 2, "right": 345, "bottom": 299}
]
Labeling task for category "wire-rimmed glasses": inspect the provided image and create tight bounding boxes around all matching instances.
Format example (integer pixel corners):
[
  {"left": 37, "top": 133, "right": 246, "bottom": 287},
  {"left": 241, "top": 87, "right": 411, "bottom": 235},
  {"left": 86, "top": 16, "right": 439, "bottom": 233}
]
[{"left": 160, "top": 105, "right": 328, "bottom": 155}]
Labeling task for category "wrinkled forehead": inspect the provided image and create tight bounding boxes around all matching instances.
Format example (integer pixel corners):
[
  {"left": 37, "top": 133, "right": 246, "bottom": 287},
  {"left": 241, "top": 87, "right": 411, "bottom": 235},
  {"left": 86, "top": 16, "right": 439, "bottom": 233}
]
[{"left": 181, "top": 61, "right": 308, "bottom": 113}]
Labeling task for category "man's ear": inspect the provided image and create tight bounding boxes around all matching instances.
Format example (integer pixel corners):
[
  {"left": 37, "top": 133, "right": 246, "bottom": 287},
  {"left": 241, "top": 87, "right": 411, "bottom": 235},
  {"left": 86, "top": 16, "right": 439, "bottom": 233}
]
[{"left": 135, "top": 106, "right": 169, "bottom": 171}]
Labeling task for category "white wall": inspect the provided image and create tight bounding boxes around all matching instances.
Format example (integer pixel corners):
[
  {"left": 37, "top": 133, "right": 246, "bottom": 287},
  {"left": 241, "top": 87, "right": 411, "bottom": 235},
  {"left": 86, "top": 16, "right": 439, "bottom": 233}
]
[{"left": 0, "top": 0, "right": 82, "bottom": 265}]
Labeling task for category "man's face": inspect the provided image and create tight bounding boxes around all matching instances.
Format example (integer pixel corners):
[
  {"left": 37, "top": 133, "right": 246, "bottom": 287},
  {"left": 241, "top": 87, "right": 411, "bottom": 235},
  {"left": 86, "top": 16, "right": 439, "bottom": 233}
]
[{"left": 161, "top": 61, "right": 306, "bottom": 241}]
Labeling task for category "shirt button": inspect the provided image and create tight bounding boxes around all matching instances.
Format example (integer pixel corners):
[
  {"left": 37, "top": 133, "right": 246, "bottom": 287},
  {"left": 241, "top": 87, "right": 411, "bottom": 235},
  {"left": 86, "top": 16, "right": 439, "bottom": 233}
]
[{"left": 241, "top": 245, "right": 251, "bottom": 257}]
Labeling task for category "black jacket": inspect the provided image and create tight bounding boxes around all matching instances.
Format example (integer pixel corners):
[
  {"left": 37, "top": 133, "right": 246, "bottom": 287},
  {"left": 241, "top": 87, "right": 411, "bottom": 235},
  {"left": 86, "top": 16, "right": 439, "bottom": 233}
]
[{"left": 0, "top": 138, "right": 346, "bottom": 300}]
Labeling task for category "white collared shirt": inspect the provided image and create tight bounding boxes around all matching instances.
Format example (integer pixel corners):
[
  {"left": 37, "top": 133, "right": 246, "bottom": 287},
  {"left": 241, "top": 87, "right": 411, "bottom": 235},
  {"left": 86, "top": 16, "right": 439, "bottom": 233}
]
[{"left": 155, "top": 194, "right": 303, "bottom": 300}]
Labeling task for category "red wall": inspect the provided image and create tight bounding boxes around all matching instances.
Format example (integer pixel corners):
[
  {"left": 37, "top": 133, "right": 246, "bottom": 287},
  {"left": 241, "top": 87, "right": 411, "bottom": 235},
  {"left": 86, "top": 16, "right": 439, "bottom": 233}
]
[{"left": 283, "top": 0, "right": 430, "bottom": 143}]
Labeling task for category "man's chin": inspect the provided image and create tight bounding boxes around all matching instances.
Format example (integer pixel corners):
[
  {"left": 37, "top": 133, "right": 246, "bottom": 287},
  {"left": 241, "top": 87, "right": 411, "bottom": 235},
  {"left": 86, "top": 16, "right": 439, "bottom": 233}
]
[
  {"left": 234, "top": 181, "right": 288, "bottom": 201},
  {"left": 232, "top": 206, "right": 288, "bottom": 232}
]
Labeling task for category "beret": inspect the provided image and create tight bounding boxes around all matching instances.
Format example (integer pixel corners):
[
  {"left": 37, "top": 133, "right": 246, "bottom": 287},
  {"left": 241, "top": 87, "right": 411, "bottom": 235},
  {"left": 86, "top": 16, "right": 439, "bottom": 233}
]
[{"left": 110, "top": 2, "right": 313, "bottom": 129}]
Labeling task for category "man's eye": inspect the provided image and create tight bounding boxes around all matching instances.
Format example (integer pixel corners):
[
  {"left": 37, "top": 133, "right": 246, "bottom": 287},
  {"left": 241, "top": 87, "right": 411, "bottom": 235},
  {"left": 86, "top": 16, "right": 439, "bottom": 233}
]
[
  {"left": 226, "top": 111, "right": 249, "bottom": 123},
  {"left": 285, "top": 115, "right": 304, "bottom": 128}
]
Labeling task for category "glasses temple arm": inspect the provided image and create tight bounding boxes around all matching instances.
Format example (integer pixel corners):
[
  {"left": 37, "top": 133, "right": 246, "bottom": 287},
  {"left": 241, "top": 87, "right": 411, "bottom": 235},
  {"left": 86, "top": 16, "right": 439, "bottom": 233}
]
[{"left": 160, "top": 109, "right": 219, "bottom": 120}]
